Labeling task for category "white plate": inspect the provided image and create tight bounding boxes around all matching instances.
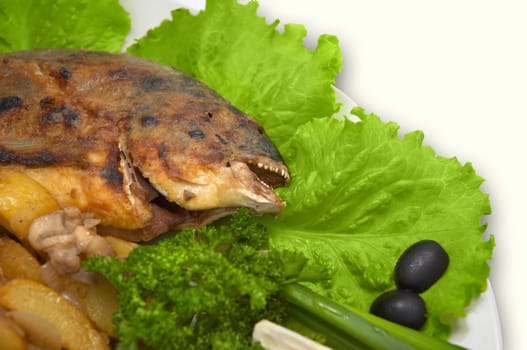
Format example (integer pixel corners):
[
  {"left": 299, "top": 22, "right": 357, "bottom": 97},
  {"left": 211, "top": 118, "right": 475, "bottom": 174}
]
[{"left": 119, "top": 1, "right": 503, "bottom": 349}]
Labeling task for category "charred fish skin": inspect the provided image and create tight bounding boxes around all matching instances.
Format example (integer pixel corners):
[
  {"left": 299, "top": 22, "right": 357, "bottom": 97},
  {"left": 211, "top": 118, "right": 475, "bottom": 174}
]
[{"left": 0, "top": 49, "right": 289, "bottom": 241}]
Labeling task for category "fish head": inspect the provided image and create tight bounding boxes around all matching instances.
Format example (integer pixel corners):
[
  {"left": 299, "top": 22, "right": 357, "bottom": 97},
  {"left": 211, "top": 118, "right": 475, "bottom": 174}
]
[{"left": 126, "top": 75, "right": 289, "bottom": 216}]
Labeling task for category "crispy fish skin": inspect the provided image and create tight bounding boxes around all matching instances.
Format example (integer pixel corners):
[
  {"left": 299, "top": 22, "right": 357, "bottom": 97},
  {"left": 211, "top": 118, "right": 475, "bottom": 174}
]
[{"left": 0, "top": 49, "right": 289, "bottom": 241}]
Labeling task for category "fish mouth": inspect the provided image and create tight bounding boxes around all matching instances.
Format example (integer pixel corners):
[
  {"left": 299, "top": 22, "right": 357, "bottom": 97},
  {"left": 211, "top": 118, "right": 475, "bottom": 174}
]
[
  {"left": 226, "top": 157, "right": 289, "bottom": 214},
  {"left": 245, "top": 157, "right": 290, "bottom": 189},
  {"left": 115, "top": 153, "right": 290, "bottom": 240},
  {"left": 149, "top": 156, "right": 290, "bottom": 215},
  {"left": 147, "top": 156, "right": 290, "bottom": 213}
]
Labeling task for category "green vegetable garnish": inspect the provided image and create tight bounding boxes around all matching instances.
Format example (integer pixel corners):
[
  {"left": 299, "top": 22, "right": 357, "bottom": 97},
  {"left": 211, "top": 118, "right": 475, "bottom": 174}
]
[
  {"left": 0, "top": 0, "right": 130, "bottom": 52},
  {"left": 84, "top": 209, "right": 289, "bottom": 349},
  {"left": 281, "top": 283, "right": 466, "bottom": 350}
]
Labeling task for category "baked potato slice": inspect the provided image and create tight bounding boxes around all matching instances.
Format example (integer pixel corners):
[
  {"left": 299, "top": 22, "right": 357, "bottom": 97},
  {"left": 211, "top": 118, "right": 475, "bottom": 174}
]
[
  {"left": 0, "top": 168, "right": 59, "bottom": 241},
  {"left": 0, "top": 278, "right": 109, "bottom": 350},
  {"left": 0, "top": 316, "right": 27, "bottom": 350},
  {"left": 0, "top": 236, "right": 42, "bottom": 282}
]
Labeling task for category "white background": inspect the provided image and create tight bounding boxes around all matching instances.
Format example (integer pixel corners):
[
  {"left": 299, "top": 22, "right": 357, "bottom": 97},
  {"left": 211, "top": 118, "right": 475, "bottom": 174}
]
[{"left": 123, "top": 1, "right": 527, "bottom": 348}]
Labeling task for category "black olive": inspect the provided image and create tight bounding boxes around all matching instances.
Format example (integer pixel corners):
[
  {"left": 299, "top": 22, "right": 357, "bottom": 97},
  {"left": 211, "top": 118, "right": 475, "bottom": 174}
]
[
  {"left": 369, "top": 289, "right": 427, "bottom": 330},
  {"left": 394, "top": 239, "right": 449, "bottom": 293}
]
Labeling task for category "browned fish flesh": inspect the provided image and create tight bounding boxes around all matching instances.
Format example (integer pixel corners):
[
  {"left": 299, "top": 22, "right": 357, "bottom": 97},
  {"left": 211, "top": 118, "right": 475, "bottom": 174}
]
[{"left": 0, "top": 49, "right": 289, "bottom": 242}]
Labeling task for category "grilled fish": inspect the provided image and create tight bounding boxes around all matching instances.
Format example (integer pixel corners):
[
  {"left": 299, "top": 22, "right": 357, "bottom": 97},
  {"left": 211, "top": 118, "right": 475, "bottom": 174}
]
[{"left": 0, "top": 49, "right": 289, "bottom": 241}]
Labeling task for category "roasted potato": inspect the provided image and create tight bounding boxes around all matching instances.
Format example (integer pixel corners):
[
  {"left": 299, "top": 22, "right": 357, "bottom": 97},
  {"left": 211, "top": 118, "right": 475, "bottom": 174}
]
[
  {"left": 0, "top": 279, "right": 110, "bottom": 350},
  {"left": 6, "top": 310, "right": 61, "bottom": 350},
  {"left": 0, "top": 316, "right": 27, "bottom": 350},
  {"left": 83, "top": 277, "right": 119, "bottom": 336},
  {"left": 104, "top": 235, "right": 138, "bottom": 258},
  {"left": 0, "top": 236, "right": 42, "bottom": 282},
  {"left": 0, "top": 168, "right": 59, "bottom": 241}
]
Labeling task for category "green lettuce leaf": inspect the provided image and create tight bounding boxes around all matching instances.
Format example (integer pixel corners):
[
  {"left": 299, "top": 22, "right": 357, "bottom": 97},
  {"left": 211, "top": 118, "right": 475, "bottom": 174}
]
[
  {"left": 258, "top": 108, "right": 494, "bottom": 339},
  {"left": 0, "top": 0, "right": 130, "bottom": 52},
  {"left": 127, "top": 0, "right": 341, "bottom": 145}
]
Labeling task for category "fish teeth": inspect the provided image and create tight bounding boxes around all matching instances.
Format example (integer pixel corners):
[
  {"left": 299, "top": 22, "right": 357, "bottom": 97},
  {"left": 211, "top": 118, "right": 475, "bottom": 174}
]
[
  {"left": 253, "top": 161, "right": 289, "bottom": 181},
  {"left": 258, "top": 178, "right": 272, "bottom": 189}
]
